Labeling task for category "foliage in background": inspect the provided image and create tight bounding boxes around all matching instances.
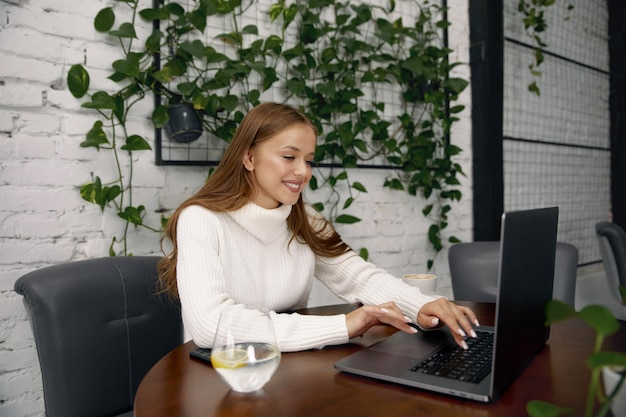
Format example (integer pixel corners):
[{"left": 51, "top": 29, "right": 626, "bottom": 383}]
[
  {"left": 68, "top": 0, "right": 468, "bottom": 266},
  {"left": 527, "top": 287, "right": 626, "bottom": 417},
  {"left": 67, "top": 3, "right": 166, "bottom": 256},
  {"left": 517, "top": 0, "right": 574, "bottom": 96}
]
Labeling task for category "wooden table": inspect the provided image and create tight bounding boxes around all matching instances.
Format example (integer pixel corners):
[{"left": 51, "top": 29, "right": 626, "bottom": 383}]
[{"left": 134, "top": 302, "right": 626, "bottom": 417}]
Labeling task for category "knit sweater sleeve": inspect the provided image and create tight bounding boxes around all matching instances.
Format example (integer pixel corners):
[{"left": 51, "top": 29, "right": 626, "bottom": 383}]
[
  {"left": 305, "top": 206, "right": 438, "bottom": 320},
  {"left": 315, "top": 251, "right": 437, "bottom": 321},
  {"left": 176, "top": 205, "right": 349, "bottom": 352}
]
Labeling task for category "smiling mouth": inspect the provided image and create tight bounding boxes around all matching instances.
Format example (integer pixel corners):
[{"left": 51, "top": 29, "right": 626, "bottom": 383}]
[{"left": 282, "top": 181, "right": 301, "bottom": 192}]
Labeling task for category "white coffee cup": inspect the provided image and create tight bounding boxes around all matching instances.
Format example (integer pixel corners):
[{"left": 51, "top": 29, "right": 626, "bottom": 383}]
[{"left": 402, "top": 273, "right": 438, "bottom": 295}]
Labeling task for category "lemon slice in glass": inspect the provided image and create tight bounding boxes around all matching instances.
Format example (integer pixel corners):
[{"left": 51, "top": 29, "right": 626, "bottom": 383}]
[{"left": 211, "top": 348, "right": 249, "bottom": 369}]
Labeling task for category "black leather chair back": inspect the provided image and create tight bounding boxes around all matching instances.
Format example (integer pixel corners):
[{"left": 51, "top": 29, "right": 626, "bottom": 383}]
[
  {"left": 449, "top": 241, "right": 578, "bottom": 306},
  {"left": 14, "top": 256, "right": 183, "bottom": 417},
  {"left": 596, "top": 221, "right": 626, "bottom": 288}
]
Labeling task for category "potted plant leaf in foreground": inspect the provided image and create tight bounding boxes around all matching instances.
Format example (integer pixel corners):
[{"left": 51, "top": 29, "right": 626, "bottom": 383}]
[{"left": 528, "top": 287, "right": 626, "bottom": 417}]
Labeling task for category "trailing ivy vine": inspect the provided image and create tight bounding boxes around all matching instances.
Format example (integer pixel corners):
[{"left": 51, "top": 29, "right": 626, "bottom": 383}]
[
  {"left": 517, "top": 0, "right": 574, "bottom": 95},
  {"left": 69, "top": 0, "right": 468, "bottom": 267}
]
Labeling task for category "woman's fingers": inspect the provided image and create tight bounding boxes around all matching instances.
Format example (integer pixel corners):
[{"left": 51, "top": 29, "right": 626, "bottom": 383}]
[
  {"left": 346, "top": 302, "right": 417, "bottom": 338},
  {"left": 416, "top": 299, "right": 480, "bottom": 349},
  {"left": 347, "top": 300, "right": 480, "bottom": 348}
]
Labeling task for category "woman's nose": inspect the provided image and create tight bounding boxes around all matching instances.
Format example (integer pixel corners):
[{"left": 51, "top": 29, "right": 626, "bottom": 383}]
[{"left": 293, "top": 159, "right": 309, "bottom": 176}]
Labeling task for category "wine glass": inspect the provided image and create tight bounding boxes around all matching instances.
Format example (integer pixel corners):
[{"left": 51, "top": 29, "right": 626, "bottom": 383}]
[{"left": 210, "top": 308, "right": 281, "bottom": 393}]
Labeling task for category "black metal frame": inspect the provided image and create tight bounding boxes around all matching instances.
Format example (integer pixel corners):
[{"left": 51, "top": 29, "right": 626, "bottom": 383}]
[
  {"left": 608, "top": 0, "right": 626, "bottom": 228},
  {"left": 469, "top": 0, "right": 504, "bottom": 241}
]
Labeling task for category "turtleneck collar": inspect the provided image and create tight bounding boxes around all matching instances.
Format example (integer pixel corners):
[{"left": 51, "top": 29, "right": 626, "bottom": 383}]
[{"left": 227, "top": 202, "right": 292, "bottom": 244}]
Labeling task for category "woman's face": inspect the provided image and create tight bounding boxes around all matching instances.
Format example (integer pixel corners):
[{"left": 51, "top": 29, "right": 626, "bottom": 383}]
[{"left": 242, "top": 124, "right": 316, "bottom": 209}]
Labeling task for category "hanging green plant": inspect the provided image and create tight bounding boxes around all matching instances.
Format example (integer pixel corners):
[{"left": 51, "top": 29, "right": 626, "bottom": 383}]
[
  {"left": 517, "top": 0, "right": 574, "bottom": 96},
  {"left": 69, "top": 0, "right": 468, "bottom": 267}
]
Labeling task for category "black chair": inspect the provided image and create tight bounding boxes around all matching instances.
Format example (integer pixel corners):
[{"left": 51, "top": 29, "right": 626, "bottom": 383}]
[
  {"left": 14, "top": 256, "right": 183, "bottom": 417},
  {"left": 448, "top": 241, "right": 578, "bottom": 306},
  {"left": 596, "top": 221, "right": 626, "bottom": 306}
]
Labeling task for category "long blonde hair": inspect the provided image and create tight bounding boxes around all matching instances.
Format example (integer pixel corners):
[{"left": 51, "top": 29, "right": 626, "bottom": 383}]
[{"left": 157, "top": 102, "right": 350, "bottom": 297}]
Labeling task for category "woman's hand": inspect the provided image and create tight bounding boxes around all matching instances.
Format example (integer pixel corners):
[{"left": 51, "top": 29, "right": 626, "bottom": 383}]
[
  {"left": 345, "top": 302, "right": 418, "bottom": 338},
  {"left": 416, "top": 298, "right": 480, "bottom": 349}
]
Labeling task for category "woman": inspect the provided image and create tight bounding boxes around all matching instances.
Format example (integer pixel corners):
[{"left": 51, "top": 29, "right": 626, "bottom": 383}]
[{"left": 158, "top": 102, "right": 478, "bottom": 352}]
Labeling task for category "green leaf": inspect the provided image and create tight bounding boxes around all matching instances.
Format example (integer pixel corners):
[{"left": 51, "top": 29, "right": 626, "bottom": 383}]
[
  {"left": 109, "top": 22, "right": 137, "bottom": 39},
  {"left": 443, "top": 77, "right": 469, "bottom": 94},
  {"left": 109, "top": 237, "right": 117, "bottom": 257},
  {"left": 106, "top": 185, "right": 121, "bottom": 201},
  {"left": 449, "top": 105, "right": 465, "bottom": 114},
  {"left": 220, "top": 95, "right": 239, "bottom": 112},
  {"left": 94, "top": 7, "right": 115, "bottom": 33},
  {"left": 587, "top": 351, "right": 626, "bottom": 371},
  {"left": 180, "top": 40, "right": 208, "bottom": 59},
  {"left": 528, "top": 81, "right": 541, "bottom": 96},
  {"left": 145, "top": 29, "right": 162, "bottom": 52},
  {"left": 449, "top": 236, "right": 461, "bottom": 243},
  {"left": 242, "top": 24, "right": 258, "bottom": 35},
  {"left": 67, "top": 64, "right": 90, "bottom": 98},
  {"left": 358, "top": 247, "right": 369, "bottom": 261},
  {"left": 80, "top": 180, "right": 100, "bottom": 205},
  {"left": 81, "top": 121, "right": 109, "bottom": 149},
  {"left": 385, "top": 178, "right": 404, "bottom": 191},
  {"left": 311, "top": 202, "right": 324, "bottom": 212},
  {"left": 335, "top": 214, "right": 361, "bottom": 224},
  {"left": 121, "top": 135, "right": 151, "bottom": 151},
  {"left": 139, "top": 7, "right": 170, "bottom": 21},
  {"left": 428, "top": 224, "right": 442, "bottom": 251},
  {"left": 152, "top": 105, "right": 169, "bottom": 128},
  {"left": 264, "top": 35, "right": 283, "bottom": 54},
  {"left": 82, "top": 91, "right": 117, "bottom": 110},
  {"left": 189, "top": 9, "right": 207, "bottom": 32},
  {"left": 343, "top": 197, "right": 354, "bottom": 209},
  {"left": 577, "top": 304, "right": 620, "bottom": 337},
  {"left": 352, "top": 182, "right": 367, "bottom": 192},
  {"left": 269, "top": 3, "right": 283, "bottom": 22},
  {"left": 161, "top": 215, "right": 170, "bottom": 230},
  {"left": 526, "top": 400, "right": 571, "bottom": 417},
  {"left": 262, "top": 67, "right": 278, "bottom": 91},
  {"left": 165, "top": 2, "right": 185, "bottom": 16},
  {"left": 80, "top": 177, "right": 108, "bottom": 211},
  {"left": 118, "top": 205, "right": 145, "bottom": 226},
  {"left": 545, "top": 299, "right": 576, "bottom": 325}
]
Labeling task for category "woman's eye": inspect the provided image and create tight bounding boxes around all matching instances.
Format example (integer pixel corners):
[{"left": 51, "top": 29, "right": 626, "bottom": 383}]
[
  {"left": 305, "top": 160, "right": 314, "bottom": 166},
  {"left": 283, "top": 156, "right": 295, "bottom": 161}
]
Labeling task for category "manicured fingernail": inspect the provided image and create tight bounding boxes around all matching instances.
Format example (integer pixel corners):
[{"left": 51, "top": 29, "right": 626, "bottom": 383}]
[
  {"left": 404, "top": 316, "right": 412, "bottom": 323},
  {"left": 461, "top": 341, "right": 469, "bottom": 350},
  {"left": 380, "top": 308, "right": 389, "bottom": 314},
  {"left": 470, "top": 330, "right": 478, "bottom": 338},
  {"left": 458, "top": 328, "right": 467, "bottom": 337},
  {"left": 474, "top": 319, "right": 480, "bottom": 327},
  {"left": 431, "top": 318, "right": 439, "bottom": 326},
  {"left": 410, "top": 326, "right": 418, "bottom": 333}
]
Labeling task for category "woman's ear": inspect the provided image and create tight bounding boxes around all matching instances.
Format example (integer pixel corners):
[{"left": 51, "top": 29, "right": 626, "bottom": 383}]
[{"left": 242, "top": 149, "right": 255, "bottom": 171}]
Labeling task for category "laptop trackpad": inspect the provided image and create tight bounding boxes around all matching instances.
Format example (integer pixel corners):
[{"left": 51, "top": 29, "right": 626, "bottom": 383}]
[{"left": 369, "top": 329, "right": 455, "bottom": 360}]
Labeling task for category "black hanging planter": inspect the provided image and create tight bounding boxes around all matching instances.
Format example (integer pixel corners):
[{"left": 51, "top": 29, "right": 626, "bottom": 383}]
[{"left": 164, "top": 103, "right": 203, "bottom": 143}]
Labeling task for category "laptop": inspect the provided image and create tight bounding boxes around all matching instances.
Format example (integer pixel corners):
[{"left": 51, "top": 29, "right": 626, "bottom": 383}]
[{"left": 334, "top": 207, "right": 559, "bottom": 402}]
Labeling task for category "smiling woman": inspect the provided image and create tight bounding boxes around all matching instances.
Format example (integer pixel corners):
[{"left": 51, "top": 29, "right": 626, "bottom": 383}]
[
  {"left": 242, "top": 124, "right": 316, "bottom": 209},
  {"left": 155, "top": 102, "right": 478, "bottom": 355}
]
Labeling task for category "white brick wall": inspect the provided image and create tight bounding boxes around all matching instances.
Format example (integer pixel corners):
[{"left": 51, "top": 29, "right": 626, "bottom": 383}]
[{"left": 0, "top": 0, "right": 471, "bottom": 415}]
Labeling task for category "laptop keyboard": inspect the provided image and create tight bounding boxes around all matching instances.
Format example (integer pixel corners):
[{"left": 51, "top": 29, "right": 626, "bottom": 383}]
[{"left": 409, "top": 330, "right": 494, "bottom": 384}]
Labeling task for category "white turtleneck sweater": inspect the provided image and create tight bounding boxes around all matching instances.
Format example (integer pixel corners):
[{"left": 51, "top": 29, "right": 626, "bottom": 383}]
[{"left": 176, "top": 202, "right": 436, "bottom": 352}]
